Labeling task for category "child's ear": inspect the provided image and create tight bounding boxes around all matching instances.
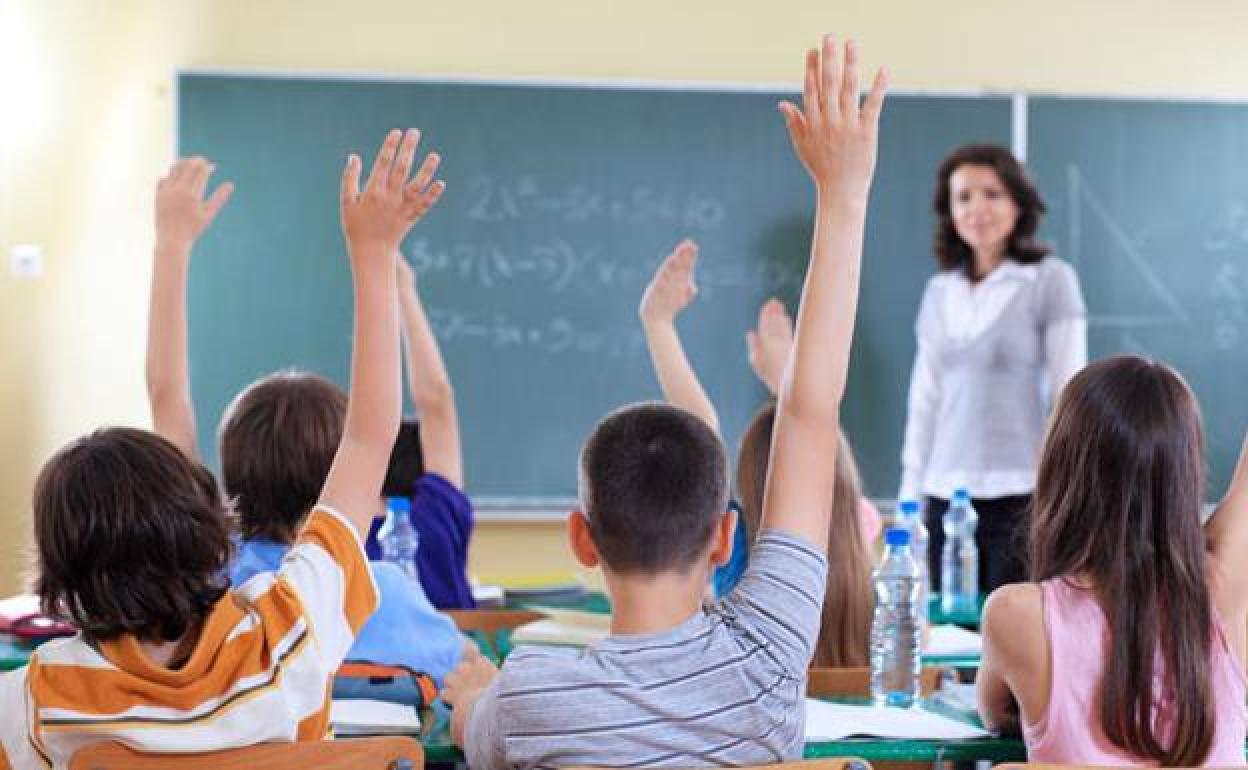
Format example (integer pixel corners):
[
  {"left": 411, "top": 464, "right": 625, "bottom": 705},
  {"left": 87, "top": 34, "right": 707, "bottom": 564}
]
[
  {"left": 567, "top": 510, "right": 600, "bottom": 568},
  {"left": 709, "top": 507, "right": 738, "bottom": 567}
]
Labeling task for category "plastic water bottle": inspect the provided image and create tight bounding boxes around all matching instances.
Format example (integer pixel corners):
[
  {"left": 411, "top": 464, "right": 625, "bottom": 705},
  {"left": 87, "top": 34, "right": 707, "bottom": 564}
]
[
  {"left": 896, "top": 499, "right": 930, "bottom": 623},
  {"left": 380, "top": 496, "right": 420, "bottom": 582},
  {"left": 870, "top": 528, "right": 923, "bottom": 708},
  {"left": 940, "top": 488, "right": 978, "bottom": 615}
]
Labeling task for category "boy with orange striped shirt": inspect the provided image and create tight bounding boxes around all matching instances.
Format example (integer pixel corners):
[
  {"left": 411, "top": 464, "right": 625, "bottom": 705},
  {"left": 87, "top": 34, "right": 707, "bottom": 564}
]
[{"left": 0, "top": 129, "right": 444, "bottom": 769}]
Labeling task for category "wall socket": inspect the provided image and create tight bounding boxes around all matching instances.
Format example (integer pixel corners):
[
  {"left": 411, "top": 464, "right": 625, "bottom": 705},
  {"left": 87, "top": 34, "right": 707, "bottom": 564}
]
[{"left": 9, "top": 244, "right": 42, "bottom": 279}]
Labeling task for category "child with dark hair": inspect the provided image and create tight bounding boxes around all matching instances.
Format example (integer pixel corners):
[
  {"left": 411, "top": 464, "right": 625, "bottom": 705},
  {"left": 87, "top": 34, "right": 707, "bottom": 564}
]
[
  {"left": 978, "top": 356, "right": 1247, "bottom": 765},
  {"left": 140, "top": 158, "right": 467, "bottom": 687},
  {"left": 637, "top": 242, "right": 879, "bottom": 668},
  {"left": 0, "top": 130, "right": 445, "bottom": 764},
  {"left": 364, "top": 257, "right": 476, "bottom": 610},
  {"left": 442, "top": 36, "right": 888, "bottom": 768}
]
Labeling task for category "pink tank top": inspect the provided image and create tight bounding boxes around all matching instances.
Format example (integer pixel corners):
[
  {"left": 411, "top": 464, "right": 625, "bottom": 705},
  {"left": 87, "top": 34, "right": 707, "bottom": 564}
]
[{"left": 1023, "top": 578, "right": 1247, "bottom": 765}]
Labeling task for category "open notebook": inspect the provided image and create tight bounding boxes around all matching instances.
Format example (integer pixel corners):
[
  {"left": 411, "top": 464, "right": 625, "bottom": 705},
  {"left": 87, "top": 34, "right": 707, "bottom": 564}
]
[
  {"left": 805, "top": 698, "right": 989, "bottom": 741},
  {"left": 330, "top": 699, "right": 421, "bottom": 736}
]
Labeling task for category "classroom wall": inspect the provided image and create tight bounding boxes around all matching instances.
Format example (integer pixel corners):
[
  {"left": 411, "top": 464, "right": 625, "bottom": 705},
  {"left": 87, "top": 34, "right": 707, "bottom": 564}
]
[{"left": 2, "top": 0, "right": 1247, "bottom": 595}]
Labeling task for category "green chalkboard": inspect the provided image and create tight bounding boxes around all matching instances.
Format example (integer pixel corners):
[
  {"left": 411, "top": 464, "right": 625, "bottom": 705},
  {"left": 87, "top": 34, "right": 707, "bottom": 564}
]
[
  {"left": 1028, "top": 97, "right": 1248, "bottom": 493},
  {"left": 178, "top": 73, "right": 1012, "bottom": 506}
]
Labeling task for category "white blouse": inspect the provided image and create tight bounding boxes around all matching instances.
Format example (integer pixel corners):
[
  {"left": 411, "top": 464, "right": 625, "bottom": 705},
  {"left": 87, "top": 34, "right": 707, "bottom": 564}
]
[{"left": 899, "top": 257, "right": 1087, "bottom": 502}]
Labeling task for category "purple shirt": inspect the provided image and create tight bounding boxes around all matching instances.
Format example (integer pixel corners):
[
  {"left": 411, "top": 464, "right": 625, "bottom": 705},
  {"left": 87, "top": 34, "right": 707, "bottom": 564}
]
[{"left": 366, "top": 473, "right": 476, "bottom": 609}]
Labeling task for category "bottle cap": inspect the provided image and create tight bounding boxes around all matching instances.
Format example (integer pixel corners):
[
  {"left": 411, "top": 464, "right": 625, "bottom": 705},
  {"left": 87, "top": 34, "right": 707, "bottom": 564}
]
[
  {"left": 387, "top": 496, "right": 412, "bottom": 515},
  {"left": 898, "top": 499, "right": 920, "bottom": 516},
  {"left": 952, "top": 488, "right": 970, "bottom": 503},
  {"left": 884, "top": 527, "right": 911, "bottom": 546}
]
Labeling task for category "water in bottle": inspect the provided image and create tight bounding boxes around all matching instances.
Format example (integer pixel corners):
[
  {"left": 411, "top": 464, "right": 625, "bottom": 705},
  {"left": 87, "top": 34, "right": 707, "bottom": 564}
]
[
  {"left": 940, "top": 488, "right": 978, "bottom": 615},
  {"left": 870, "top": 528, "right": 923, "bottom": 708},
  {"left": 380, "top": 496, "right": 420, "bottom": 582},
  {"left": 896, "top": 499, "right": 930, "bottom": 622}
]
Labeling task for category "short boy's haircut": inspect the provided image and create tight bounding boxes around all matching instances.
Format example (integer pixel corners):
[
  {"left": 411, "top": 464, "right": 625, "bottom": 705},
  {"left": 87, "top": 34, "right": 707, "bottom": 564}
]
[
  {"left": 382, "top": 419, "right": 425, "bottom": 497},
  {"left": 218, "top": 370, "right": 347, "bottom": 542},
  {"left": 578, "top": 402, "right": 729, "bottom": 574},
  {"left": 33, "top": 427, "right": 232, "bottom": 643}
]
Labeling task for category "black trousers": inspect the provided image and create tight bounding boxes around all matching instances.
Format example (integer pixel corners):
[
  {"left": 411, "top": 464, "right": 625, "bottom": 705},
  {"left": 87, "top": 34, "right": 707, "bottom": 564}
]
[{"left": 924, "top": 494, "right": 1030, "bottom": 595}]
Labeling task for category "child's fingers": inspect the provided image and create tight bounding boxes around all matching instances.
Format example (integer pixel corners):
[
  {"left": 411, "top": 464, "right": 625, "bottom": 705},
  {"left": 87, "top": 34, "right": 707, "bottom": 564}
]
[
  {"left": 366, "top": 129, "right": 402, "bottom": 191},
  {"left": 861, "top": 67, "right": 889, "bottom": 130},
  {"left": 391, "top": 129, "right": 421, "bottom": 192},
  {"left": 405, "top": 179, "right": 446, "bottom": 220},
  {"left": 801, "top": 49, "right": 821, "bottom": 126},
  {"left": 168, "top": 158, "right": 191, "bottom": 183},
  {"left": 839, "top": 40, "right": 860, "bottom": 122},
  {"left": 407, "top": 152, "right": 442, "bottom": 198},
  {"left": 819, "top": 34, "right": 840, "bottom": 124},
  {"left": 340, "top": 154, "right": 362, "bottom": 211},
  {"left": 204, "top": 182, "right": 234, "bottom": 221}
]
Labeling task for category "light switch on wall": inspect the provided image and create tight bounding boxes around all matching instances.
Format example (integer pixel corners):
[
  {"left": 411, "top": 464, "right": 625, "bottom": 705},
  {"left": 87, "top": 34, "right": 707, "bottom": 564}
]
[{"left": 9, "top": 244, "right": 42, "bottom": 278}]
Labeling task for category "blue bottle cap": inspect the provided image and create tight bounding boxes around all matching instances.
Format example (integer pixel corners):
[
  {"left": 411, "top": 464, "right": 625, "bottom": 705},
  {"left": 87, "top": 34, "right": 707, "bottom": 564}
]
[
  {"left": 884, "top": 527, "right": 911, "bottom": 546},
  {"left": 898, "top": 499, "right": 920, "bottom": 516},
  {"left": 387, "top": 496, "right": 412, "bottom": 515},
  {"left": 952, "top": 488, "right": 970, "bottom": 503}
]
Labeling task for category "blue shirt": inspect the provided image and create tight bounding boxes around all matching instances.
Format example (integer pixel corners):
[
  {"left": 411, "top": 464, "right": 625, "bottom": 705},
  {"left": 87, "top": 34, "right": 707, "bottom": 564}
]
[
  {"left": 366, "top": 473, "right": 476, "bottom": 610},
  {"left": 230, "top": 538, "right": 464, "bottom": 684}
]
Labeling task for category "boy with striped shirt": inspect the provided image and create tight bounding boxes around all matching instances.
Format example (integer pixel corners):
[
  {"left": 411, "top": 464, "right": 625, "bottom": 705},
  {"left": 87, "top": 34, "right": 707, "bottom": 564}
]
[
  {"left": 442, "top": 36, "right": 888, "bottom": 769},
  {"left": 0, "top": 128, "right": 444, "bottom": 768}
]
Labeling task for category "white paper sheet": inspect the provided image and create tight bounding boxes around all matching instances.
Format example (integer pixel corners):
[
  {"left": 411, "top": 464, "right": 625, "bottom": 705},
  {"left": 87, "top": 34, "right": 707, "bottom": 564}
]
[
  {"left": 330, "top": 699, "right": 421, "bottom": 735},
  {"left": 925, "top": 624, "right": 983, "bottom": 656},
  {"left": 804, "top": 698, "right": 989, "bottom": 741}
]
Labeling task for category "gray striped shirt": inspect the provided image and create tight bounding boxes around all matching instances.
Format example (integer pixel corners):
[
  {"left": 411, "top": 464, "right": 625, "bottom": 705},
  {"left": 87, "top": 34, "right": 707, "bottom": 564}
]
[{"left": 465, "top": 532, "right": 827, "bottom": 769}]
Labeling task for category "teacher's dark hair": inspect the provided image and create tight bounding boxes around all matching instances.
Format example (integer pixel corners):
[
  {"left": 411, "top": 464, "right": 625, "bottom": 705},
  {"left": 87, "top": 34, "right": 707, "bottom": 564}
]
[
  {"left": 1030, "top": 356, "right": 1214, "bottom": 765},
  {"left": 932, "top": 144, "right": 1051, "bottom": 272}
]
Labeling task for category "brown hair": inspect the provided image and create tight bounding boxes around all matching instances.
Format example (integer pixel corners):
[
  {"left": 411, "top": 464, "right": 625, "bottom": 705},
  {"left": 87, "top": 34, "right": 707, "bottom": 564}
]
[
  {"left": 1030, "top": 356, "right": 1214, "bottom": 764},
  {"left": 580, "top": 402, "right": 729, "bottom": 574},
  {"left": 736, "top": 401, "right": 873, "bottom": 667},
  {"left": 932, "top": 144, "right": 1051, "bottom": 273},
  {"left": 218, "top": 370, "right": 347, "bottom": 543},
  {"left": 33, "top": 427, "right": 232, "bottom": 644}
]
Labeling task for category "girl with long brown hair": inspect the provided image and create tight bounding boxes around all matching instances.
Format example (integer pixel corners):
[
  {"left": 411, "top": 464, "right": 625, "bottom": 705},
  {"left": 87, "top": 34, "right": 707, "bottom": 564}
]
[
  {"left": 977, "top": 356, "right": 1248, "bottom": 765},
  {"left": 638, "top": 242, "right": 879, "bottom": 667}
]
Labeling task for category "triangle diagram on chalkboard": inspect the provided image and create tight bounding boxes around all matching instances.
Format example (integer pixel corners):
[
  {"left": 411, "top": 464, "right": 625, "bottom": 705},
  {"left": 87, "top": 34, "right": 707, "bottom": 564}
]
[{"left": 1063, "top": 164, "right": 1191, "bottom": 330}]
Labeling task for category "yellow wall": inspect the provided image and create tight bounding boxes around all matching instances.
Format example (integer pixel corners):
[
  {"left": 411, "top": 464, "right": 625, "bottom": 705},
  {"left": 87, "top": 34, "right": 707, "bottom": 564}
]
[{"left": 2, "top": 0, "right": 1247, "bottom": 594}]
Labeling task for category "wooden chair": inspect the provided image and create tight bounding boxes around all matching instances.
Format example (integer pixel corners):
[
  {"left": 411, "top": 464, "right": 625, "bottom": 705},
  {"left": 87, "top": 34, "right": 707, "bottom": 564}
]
[
  {"left": 446, "top": 608, "right": 547, "bottom": 659},
  {"left": 806, "top": 665, "right": 947, "bottom": 698},
  {"left": 569, "top": 761, "right": 871, "bottom": 770},
  {"left": 70, "top": 736, "right": 423, "bottom": 770}
]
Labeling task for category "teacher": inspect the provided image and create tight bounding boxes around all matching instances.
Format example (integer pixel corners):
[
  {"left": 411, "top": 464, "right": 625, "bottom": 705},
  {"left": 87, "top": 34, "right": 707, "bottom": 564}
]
[{"left": 899, "top": 144, "right": 1087, "bottom": 594}]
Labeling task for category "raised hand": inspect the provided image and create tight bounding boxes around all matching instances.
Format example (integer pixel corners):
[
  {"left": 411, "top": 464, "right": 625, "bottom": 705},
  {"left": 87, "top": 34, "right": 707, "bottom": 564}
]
[
  {"left": 340, "top": 128, "right": 445, "bottom": 257},
  {"left": 778, "top": 36, "right": 887, "bottom": 201},
  {"left": 746, "top": 297, "right": 795, "bottom": 395},
  {"left": 639, "top": 239, "right": 699, "bottom": 325},
  {"left": 396, "top": 250, "right": 417, "bottom": 290},
  {"left": 154, "top": 157, "right": 233, "bottom": 250}
]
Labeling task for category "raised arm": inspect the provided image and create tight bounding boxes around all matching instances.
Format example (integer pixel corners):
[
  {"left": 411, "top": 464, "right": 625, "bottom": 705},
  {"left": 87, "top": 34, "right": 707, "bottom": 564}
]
[
  {"left": 746, "top": 298, "right": 795, "bottom": 396},
  {"left": 760, "top": 37, "right": 887, "bottom": 550},
  {"left": 146, "top": 158, "right": 233, "bottom": 458},
  {"left": 638, "top": 239, "right": 720, "bottom": 434},
  {"left": 397, "top": 256, "right": 463, "bottom": 487},
  {"left": 320, "top": 129, "right": 446, "bottom": 539},
  {"left": 1209, "top": 429, "right": 1248, "bottom": 617}
]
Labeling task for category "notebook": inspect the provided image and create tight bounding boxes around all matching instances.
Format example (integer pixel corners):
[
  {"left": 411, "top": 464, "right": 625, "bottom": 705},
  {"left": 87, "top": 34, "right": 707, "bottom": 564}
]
[
  {"left": 330, "top": 699, "right": 421, "bottom": 736},
  {"left": 924, "top": 624, "right": 982, "bottom": 656}
]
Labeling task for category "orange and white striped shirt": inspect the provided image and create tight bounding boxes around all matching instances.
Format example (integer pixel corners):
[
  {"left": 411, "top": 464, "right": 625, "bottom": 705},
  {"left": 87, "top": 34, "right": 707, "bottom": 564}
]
[{"left": 0, "top": 506, "right": 379, "bottom": 769}]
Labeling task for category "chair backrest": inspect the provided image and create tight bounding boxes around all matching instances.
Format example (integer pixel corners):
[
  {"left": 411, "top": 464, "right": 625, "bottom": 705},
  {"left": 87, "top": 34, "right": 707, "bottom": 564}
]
[
  {"left": 806, "top": 666, "right": 946, "bottom": 698},
  {"left": 568, "top": 760, "right": 870, "bottom": 770},
  {"left": 69, "top": 737, "right": 423, "bottom": 770},
  {"left": 446, "top": 609, "right": 547, "bottom": 659}
]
